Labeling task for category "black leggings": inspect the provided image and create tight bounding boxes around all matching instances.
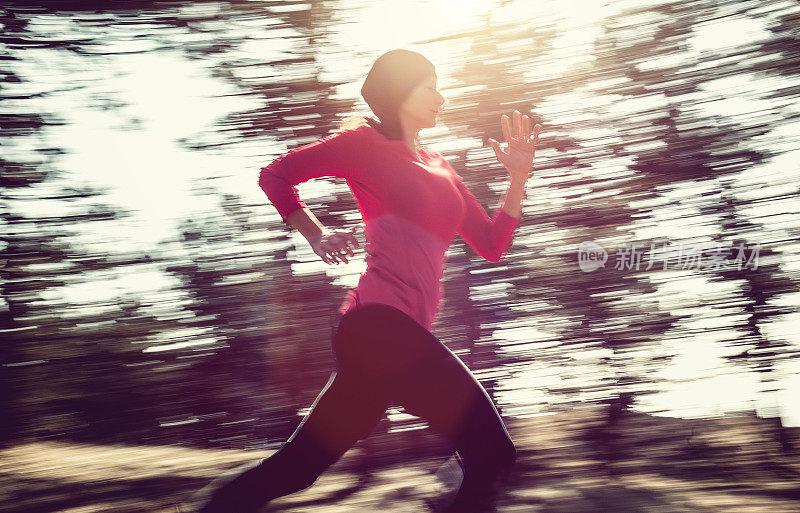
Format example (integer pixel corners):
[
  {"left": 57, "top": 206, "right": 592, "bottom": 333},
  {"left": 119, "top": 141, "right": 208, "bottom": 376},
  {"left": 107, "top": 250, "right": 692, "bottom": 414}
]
[{"left": 195, "top": 303, "right": 516, "bottom": 512}]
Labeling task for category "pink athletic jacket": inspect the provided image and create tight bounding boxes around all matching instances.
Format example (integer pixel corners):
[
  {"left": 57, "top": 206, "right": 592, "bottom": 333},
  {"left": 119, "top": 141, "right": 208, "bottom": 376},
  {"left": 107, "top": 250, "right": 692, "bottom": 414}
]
[{"left": 258, "top": 124, "right": 520, "bottom": 332}]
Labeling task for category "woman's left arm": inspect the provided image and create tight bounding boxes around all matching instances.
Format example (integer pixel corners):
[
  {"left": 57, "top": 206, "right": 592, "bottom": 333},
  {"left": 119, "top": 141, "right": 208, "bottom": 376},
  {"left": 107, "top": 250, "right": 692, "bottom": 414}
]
[
  {"left": 453, "top": 175, "right": 522, "bottom": 263},
  {"left": 454, "top": 111, "right": 541, "bottom": 262},
  {"left": 500, "top": 177, "right": 527, "bottom": 220}
]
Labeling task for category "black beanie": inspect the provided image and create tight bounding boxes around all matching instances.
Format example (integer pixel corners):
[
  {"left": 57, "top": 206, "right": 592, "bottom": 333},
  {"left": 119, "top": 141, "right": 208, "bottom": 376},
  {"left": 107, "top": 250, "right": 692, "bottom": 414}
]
[{"left": 360, "top": 49, "right": 436, "bottom": 137}]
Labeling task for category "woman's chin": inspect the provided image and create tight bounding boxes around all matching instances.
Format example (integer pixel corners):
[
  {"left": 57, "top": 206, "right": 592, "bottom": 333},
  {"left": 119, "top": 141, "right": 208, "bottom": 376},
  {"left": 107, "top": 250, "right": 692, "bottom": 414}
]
[{"left": 411, "top": 116, "right": 437, "bottom": 130}]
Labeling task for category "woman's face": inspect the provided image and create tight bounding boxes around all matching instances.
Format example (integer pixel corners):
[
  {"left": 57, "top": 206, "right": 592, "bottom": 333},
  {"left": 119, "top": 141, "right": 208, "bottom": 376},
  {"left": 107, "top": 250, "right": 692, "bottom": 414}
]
[{"left": 398, "top": 73, "right": 446, "bottom": 131}]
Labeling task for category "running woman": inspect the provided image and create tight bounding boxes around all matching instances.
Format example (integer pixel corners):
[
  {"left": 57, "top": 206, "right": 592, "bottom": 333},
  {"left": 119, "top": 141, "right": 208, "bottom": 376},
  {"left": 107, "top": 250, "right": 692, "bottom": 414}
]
[{"left": 183, "top": 48, "right": 541, "bottom": 513}]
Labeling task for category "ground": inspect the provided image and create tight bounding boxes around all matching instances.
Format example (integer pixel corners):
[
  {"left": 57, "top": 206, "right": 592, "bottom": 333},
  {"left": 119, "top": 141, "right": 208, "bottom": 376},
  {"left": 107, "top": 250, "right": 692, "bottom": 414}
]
[{"left": 2, "top": 406, "right": 799, "bottom": 512}]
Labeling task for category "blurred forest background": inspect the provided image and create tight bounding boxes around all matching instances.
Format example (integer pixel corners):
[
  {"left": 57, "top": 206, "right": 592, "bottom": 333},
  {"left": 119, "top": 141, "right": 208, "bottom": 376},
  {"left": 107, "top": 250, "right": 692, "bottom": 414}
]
[{"left": 2, "top": 0, "right": 799, "bottom": 459}]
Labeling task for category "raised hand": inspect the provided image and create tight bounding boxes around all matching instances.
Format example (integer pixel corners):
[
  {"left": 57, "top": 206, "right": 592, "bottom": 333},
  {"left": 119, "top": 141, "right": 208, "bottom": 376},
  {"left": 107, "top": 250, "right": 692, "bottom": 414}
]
[
  {"left": 488, "top": 110, "right": 542, "bottom": 183},
  {"left": 309, "top": 226, "right": 361, "bottom": 265}
]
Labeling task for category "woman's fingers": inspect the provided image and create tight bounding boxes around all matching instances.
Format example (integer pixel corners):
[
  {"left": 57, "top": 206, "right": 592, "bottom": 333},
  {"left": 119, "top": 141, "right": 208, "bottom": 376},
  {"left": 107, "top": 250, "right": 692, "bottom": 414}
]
[
  {"left": 348, "top": 227, "right": 361, "bottom": 248},
  {"left": 501, "top": 114, "right": 512, "bottom": 144},
  {"left": 317, "top": 242, "right": 339, "bottom": 265},
  {"left": 336, "top": 240, "right": 350, "bottom": 262},
  {"left": 326, "top": 244, "right": 346, "bottom": 264},
  {"left": 334, "top": 234, "right": 356, "bottom": 258},
  {"left": 488, "top": 138, "right": 506, "bottom": 168},
  {"left": 523, "top": 115, "right": 531, "bottom": 142},
  {"left": 343, "top": 237, "right": 356, "bottom": 256},
  {"left": 324, "top": 242, "right": 351, "bottom": 265},
  {"left": 324, "top": 249, "right": 338, "bottom": 265},
  {"left": 317, "top": 227, "right": 364, "bottom": 265},
  {"left": 329, "top": 251, "right": 344, "bottom": 264},
  {"left": 502, "top": 110, "right": 539, "bottom": 144},
  {"left": 488, "top": 137, "right": 499, "bottom": 152}
]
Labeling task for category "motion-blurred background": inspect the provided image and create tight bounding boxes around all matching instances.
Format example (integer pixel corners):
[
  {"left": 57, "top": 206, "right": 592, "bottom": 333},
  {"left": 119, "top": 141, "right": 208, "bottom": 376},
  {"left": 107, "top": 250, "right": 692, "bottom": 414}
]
[{"left": 2, "top": 0, "right": 799, "bottom": 511}]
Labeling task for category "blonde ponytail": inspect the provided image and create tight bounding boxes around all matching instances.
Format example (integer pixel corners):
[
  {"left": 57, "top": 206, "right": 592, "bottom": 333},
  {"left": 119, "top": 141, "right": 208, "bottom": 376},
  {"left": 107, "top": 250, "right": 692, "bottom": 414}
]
[{"left": 338, "top": 115, "right": 370, "bottom": 131}]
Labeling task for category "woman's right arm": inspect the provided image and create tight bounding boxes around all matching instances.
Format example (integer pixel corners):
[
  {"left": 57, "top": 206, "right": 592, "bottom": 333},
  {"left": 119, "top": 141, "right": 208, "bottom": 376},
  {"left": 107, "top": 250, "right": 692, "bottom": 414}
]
[{"left": 258, "top": 126, "right": 366, "bottom": 263}]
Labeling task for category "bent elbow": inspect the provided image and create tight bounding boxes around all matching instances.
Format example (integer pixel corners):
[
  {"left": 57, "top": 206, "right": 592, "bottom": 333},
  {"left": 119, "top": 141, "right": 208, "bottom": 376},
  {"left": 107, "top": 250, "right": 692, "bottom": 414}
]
[
  {"left": 482, "top": 247, "right": 503, "bottom": 263},
  {"left": 258, "top": 165, "right": 273, "bottom": 191},
  {"left": 257, "top": 165, "right": 296, "bottom": 224},
  {"left": 258, "top": 164, "right": 290, "bottom": 198},
  {"left": 483, "top": 241, "right": 514, "bottom": 263}
]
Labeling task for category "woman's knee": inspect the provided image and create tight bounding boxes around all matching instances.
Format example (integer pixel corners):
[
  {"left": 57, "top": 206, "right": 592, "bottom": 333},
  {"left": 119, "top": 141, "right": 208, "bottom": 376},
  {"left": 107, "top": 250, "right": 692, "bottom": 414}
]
[
  {"left": 458, "top": 399, "right": 516, "bottom": 469},
  {"left": 494, "top": 435, "right": 517, "bottom": 477},
  {"left": 458, "top": 430, "right": 516, "bottom": 477}
]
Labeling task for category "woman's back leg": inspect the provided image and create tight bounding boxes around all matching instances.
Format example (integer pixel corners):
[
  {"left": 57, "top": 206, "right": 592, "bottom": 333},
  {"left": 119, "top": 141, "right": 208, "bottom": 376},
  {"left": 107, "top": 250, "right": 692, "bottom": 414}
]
[{"left": 191, "top": 367, "right": 390, "bottom": 513}]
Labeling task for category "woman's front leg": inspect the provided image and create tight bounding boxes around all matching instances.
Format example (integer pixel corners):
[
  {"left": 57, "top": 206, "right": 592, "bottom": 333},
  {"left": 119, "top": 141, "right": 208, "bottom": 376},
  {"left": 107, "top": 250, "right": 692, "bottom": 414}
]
[{"left": 392, "top": 343, "right": 517, "bottom": 512}]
